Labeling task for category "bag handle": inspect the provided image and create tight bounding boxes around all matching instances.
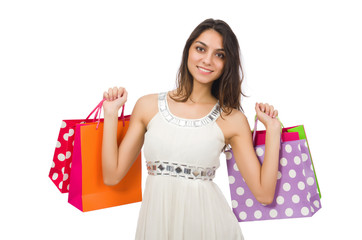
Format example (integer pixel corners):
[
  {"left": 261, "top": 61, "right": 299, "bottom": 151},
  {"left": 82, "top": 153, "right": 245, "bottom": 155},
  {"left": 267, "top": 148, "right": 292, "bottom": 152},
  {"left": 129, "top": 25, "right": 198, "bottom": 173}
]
[
  {"left": 252, "top": 116, "right": 284, "bottom": 146},
  {"left": 85, "top": 99, "right": 126, "bottom": 129},
  {"left": 85, "top": 100, "right": 104, "bottom": 121}
]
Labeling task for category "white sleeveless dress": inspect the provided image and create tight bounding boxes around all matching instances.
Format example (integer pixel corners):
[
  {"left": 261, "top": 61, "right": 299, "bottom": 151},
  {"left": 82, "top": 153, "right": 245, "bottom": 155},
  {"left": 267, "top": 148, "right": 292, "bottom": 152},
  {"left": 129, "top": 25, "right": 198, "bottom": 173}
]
[{"left": 135, "top": 92, "right": 244, "bottom": 240}]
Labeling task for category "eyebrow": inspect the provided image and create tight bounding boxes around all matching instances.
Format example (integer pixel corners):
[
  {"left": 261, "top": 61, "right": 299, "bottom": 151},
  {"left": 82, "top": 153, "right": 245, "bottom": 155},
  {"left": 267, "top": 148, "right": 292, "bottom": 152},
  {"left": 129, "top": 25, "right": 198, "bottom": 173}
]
[{"left": 195, "top": 41, "right": 225, "bottom": 52}]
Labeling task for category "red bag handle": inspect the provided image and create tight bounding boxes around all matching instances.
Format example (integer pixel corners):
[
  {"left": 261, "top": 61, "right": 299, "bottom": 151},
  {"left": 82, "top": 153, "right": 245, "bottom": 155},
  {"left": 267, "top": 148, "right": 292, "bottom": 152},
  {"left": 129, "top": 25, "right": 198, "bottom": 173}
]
[{"left": 85, "top": 99, "right": 126, "bottom": 129}]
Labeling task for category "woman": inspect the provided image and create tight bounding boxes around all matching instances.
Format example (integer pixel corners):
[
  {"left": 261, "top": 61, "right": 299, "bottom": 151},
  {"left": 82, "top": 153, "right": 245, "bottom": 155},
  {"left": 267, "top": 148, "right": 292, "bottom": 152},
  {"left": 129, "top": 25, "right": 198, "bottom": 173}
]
[{"left": 102, "top": 19, "right": 281, "bottom": 240}]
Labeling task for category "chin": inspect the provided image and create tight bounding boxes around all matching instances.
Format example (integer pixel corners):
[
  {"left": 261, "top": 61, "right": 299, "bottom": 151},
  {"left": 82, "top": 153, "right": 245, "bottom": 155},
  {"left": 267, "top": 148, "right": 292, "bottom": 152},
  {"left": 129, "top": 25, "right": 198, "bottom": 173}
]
[{"left": 193, "top": 77, "right": 217, "bottom": 85}]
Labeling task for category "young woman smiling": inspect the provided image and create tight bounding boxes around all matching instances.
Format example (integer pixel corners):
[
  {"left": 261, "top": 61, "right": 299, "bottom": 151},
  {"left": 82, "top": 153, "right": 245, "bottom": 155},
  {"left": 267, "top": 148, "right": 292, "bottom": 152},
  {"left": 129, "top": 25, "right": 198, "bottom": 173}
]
[{"left": 102, "top": 19, "right": 281, "bottom": 240}]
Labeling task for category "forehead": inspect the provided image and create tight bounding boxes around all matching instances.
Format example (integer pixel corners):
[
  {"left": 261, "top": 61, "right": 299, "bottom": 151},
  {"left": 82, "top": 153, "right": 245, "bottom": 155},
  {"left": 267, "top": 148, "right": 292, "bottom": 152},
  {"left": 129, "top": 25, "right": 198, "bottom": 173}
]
[{"left": 194, "top": 29, "right": 223, "bottom": 49}]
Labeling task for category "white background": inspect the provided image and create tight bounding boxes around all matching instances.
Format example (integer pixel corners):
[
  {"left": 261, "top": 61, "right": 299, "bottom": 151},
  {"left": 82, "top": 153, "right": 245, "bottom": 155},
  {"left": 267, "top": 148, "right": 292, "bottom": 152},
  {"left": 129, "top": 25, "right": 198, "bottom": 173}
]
[{"left": 1, "top": 0, "right": 361, "bottom": 239}]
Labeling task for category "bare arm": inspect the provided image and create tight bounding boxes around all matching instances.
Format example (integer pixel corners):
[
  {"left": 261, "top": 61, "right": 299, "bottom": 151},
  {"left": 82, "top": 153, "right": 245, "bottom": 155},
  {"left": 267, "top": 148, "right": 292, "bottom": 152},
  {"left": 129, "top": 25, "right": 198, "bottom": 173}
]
[
  {"left": 101, "top": 87, "right": 147, "bottom": 186},
  {"left": 226, "top": 103, "right": 281, "bottom": 205}
]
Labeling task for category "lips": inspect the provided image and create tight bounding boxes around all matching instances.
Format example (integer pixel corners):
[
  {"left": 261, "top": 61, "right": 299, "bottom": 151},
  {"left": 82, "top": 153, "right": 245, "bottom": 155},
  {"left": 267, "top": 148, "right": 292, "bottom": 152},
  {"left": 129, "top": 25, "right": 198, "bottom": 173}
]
[{"left": 197, "top": 66, "right": 213, "bottom": 73}]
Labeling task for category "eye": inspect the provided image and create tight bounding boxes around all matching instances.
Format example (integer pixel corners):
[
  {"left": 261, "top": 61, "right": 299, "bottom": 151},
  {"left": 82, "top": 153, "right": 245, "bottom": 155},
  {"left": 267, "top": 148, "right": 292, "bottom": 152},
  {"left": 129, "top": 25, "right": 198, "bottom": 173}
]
[
  {"left": 196, "top": 46, "right": 205, "bottom": 52},
  {"left": 216, "top": 53, "right": 225, "bottom": 59}
]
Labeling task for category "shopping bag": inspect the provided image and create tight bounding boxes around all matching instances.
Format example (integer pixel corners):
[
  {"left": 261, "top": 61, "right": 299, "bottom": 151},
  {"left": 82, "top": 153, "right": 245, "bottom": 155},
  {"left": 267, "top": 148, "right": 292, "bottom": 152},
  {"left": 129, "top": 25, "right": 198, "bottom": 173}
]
[
  {"left": 253, "top": 127, "right": 299, "bottom": 146},
  {"left": 68, "top": 104, "right": 142, "bottom": 212},
  {"left": 283, "top": 125, "right": 321, "bottom": 198},
  {"left": 253, "top": 120, "right": 321, "bottom": 198},
  {"left": 225, "top": 118, "right": 321, "bottom": 221},
  {"left": 49, "top": 101, "right": 104, "bottom": 193},
  {"left": 253, "top": 123, "right": 321, "bottom": 198}
]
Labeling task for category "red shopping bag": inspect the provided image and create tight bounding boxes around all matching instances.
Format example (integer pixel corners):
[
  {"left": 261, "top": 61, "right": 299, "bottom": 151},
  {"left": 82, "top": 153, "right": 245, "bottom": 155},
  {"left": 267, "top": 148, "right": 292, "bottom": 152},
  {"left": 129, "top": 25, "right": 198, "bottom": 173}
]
[{"left": 49, "top": 101, "right": 107, "bottom": 193}]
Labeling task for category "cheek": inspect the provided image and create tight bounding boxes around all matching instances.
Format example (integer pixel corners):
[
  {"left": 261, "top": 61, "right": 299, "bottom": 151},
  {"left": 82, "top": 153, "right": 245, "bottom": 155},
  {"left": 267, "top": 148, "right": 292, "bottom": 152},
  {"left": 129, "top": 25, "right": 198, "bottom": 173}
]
[
  {"left": 188, "top": 51, "right": 199, "bottom": 65},
  {"left": 187, "top": 58, "right": 192, "bottom": 73},
  {"left": 216, "top": 60, "right": 225, "bottom": 73},
  {"left": 187, "top": 52, "right": 200, "bottom": 73}
]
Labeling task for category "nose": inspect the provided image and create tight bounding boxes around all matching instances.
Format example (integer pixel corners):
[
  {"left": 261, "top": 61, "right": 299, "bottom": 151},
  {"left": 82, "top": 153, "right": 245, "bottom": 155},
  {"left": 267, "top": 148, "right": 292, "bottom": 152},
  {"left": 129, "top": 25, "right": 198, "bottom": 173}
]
[{"left": 202, "top": 52, "right": 213, "bottom": 66}]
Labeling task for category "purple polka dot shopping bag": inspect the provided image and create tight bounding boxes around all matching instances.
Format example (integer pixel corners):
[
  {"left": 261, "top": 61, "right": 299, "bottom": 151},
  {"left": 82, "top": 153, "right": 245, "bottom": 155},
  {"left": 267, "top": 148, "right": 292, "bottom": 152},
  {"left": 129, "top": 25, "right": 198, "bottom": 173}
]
[{"left": 225, "top": 118, "right": 321, "bottom": 221}]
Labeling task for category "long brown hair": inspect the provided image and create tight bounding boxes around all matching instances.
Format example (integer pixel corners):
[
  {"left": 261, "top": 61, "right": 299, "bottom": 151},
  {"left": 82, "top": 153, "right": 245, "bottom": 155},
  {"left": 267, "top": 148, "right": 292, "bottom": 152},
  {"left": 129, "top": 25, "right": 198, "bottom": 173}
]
[{"left": 171, "top": 18, "right": 246, "bottom": 115}]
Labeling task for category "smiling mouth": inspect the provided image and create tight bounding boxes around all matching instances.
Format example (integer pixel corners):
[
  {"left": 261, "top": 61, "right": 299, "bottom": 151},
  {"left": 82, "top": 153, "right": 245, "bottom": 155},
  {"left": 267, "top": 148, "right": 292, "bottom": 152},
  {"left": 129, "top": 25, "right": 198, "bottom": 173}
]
[{"left": 197, "top": 66, "right": 213, "bottom": 73}]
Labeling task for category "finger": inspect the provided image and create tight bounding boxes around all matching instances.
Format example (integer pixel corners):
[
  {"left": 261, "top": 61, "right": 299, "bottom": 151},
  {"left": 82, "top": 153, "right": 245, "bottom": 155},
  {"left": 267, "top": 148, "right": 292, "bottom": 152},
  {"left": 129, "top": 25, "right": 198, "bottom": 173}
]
[
  {"left": 269, "top": 105, "right": 274, "bottom": 117},
  {"left": 255, "top": 103, "right": 261, "bottom": 113},
  {"left": 112, "top": 87, "right": 118, "bottom": 100},
  {"left": 264, "top": 103, "right": 270, "bottom": 116},
  {"left": 118, "top": 87, "right": 125, "bottom": 98},
  {"left": 257, "top": 103, "right": 265, "bottom": 112},
  {"left": 273, "top": 110, "right": 278, "bottom": 118},
  {"left": 123, "top": 89, "right": 128, "bottom": 98},
  {"left": 122, "top": 90, "right": 128, "bottom": 102},
  {"left": 103, "top": 91, "right": 109, "bottom": 100},
  {"left": 261, "top": 103, "right": 266, "bottom": 112},
  {"left": 108, "top": 88, "right": 114, "bottom": 100}
]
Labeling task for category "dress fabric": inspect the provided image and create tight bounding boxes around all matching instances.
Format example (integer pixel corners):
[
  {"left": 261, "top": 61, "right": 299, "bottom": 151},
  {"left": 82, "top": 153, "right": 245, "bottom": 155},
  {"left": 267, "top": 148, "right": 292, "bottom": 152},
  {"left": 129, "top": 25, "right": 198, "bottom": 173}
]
[{"left": 135, "top": 92, "right": 244, "bottom": 240}]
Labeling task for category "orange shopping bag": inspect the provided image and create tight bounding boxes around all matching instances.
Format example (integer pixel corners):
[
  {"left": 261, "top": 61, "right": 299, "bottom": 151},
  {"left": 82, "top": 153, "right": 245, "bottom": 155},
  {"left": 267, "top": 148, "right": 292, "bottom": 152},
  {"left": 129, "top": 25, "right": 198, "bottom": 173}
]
[{"left": 68, "top": 102, "right": 142, "bottom": 212}]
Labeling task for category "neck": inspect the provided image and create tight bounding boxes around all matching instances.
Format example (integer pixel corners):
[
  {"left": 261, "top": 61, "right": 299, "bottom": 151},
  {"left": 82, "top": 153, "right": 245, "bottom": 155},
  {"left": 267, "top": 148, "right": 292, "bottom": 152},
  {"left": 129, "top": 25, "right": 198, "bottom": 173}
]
[{"left": 189, "top": 80, "right": 215, "bottom": 104}]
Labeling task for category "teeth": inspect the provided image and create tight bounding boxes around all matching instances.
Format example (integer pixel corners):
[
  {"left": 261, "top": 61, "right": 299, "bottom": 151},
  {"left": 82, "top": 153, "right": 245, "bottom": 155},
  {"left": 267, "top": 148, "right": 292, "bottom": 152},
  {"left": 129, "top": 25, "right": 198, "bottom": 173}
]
[{"left": 198, "top": 67, "right": 212, "bottom": 73}]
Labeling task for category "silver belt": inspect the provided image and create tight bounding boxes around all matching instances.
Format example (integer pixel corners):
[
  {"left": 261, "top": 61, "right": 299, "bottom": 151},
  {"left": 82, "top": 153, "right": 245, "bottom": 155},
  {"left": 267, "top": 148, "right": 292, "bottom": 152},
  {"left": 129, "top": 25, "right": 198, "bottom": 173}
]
[{"left": 146, "top": 161, "right": 216, "bottom": 181}]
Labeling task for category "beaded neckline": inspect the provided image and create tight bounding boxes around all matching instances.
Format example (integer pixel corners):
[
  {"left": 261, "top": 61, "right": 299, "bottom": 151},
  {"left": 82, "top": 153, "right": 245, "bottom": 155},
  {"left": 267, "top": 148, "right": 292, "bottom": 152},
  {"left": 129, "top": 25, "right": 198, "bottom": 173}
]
[{"left": 158, "top": 92, "right": 220, "bottom": 128}]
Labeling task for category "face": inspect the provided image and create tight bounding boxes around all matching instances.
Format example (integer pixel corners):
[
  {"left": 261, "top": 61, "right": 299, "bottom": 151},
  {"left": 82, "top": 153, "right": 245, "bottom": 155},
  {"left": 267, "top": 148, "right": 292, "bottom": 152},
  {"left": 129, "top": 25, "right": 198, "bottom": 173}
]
[{"left": 187, "top": 29, "right": 226, "bottom": 85}]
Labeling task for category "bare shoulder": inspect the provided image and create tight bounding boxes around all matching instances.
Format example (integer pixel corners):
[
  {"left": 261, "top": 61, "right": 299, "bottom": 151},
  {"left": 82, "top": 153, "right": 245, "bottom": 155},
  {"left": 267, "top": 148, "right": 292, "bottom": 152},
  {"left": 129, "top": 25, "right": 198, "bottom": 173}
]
[
  {"left": 132, "top": 93, "right": 159, "bottom": 128},
  {"left": 218, "top": 108, "right": 248, "bottom": 128},
  {"left": 216, "top": 108, "right": 251, "bottom": 144},
  {"left": 135, "top": 93, "right": 158, "bottom": 108}
]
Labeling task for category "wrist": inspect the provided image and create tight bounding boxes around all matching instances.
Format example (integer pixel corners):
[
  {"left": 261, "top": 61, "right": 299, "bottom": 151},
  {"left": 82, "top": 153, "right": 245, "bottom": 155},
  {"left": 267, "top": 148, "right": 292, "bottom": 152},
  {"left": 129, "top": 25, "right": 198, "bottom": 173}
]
[
  {"left": 265, "top": 120, "right": 281, "bottom": 131},
  {"left": 104, "top": 109, "right": 119, "bottom": 118}
]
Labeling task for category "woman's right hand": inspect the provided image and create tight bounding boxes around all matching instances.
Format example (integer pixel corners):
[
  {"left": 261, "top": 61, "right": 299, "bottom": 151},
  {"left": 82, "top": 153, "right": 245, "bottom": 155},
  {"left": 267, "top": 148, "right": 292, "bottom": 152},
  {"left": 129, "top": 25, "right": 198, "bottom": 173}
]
[{"left": 102, "top": 87, "right": 128, "bottom": 114}]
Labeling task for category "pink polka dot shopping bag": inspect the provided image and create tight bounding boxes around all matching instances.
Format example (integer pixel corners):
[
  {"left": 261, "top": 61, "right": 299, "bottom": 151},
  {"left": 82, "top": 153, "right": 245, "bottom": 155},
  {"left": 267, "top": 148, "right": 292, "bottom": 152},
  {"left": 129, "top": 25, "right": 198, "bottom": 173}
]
[
  {"left": 49, "top": 100, "right": 106, "bottom": 193},
  {"left": 225, "top": 118, "right": 322, "bottom": 221}
]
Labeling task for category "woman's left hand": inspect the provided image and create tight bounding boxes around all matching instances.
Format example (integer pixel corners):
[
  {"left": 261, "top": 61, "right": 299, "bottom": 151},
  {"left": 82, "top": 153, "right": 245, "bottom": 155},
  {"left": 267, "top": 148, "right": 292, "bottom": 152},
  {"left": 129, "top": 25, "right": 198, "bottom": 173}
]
[{"left": 255, "top": 102, "right": 281, "bottom": 130}]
